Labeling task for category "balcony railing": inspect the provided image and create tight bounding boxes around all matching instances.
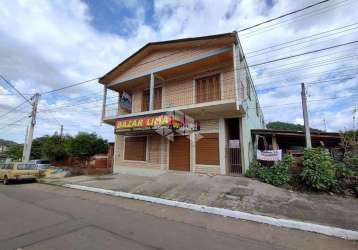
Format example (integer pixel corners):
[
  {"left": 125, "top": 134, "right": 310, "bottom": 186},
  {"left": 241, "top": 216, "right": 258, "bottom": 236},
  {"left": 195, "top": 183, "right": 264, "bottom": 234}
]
[{"left": 103, "top": 82, "right": 237, "bottom": 120}]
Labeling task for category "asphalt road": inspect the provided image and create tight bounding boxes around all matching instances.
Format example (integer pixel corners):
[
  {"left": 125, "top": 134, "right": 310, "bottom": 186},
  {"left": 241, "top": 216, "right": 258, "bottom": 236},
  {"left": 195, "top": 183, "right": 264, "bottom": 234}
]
[{"left": 0, "top": 182, "right": 356, "bottom": 250}]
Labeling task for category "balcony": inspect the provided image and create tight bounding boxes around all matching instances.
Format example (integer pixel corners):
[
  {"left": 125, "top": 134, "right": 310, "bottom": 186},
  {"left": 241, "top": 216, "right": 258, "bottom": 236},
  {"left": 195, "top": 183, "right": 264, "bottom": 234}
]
[{"left": 102, "top": 48, "right": 243, "bottom": 124}]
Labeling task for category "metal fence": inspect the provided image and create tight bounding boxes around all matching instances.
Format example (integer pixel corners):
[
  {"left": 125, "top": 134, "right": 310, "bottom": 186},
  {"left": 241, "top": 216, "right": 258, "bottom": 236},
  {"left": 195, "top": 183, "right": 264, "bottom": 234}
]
[{"left": 226, "top": 148, "right": 242, "bottom": 175}]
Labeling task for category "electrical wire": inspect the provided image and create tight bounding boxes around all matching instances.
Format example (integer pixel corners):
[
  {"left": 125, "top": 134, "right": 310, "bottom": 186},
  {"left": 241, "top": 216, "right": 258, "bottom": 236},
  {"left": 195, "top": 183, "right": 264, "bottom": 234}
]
[
  {"left": 237, "top": 0, "right": 331, "bottom": 32},
  {"left": 0, "top": 115, "right": 29, "bottom": 130},
  {"left": 0, "top": 100, "right": 28, "bottom": 119},
  {"left": 245, "top": 21, "right": 358, "bottom": 55},
  {"left": 40, "top": 77, "right": 100, "bottom": 95},
  {"left": 0, "top": 74, "right": 32, "bottom": 105}
]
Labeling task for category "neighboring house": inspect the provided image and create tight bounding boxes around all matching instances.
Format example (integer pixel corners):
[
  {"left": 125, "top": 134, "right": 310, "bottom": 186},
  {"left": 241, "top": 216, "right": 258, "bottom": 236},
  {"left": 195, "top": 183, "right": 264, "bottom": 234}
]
[
  {"left": 99, "top": 32, "right": 265, "bottom": 175},
  {"left": 252, "top": 129, "right": 343, "bottom": 158},
  {"left": 0, "top": 145, "right": 8, "bottom": 153}
]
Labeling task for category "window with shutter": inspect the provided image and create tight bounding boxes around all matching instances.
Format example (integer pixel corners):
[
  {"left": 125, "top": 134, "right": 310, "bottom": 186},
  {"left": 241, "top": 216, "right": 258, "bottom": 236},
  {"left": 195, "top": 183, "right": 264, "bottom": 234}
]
[
  {"left": 195, "top": 74, "right": 221, "bottom": 103},
  {"left": 196, "top": 133, "right": 219, "bottom": 165},
  {"left": 124, "top": 136, "right": 147, "bottom": 161}
]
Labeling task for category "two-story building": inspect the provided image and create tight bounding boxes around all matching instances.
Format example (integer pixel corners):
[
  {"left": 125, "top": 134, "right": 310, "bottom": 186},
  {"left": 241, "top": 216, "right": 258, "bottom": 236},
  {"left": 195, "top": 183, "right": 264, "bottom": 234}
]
[{"left": 99, "top": 32, "right": 265, "bottom": 175}]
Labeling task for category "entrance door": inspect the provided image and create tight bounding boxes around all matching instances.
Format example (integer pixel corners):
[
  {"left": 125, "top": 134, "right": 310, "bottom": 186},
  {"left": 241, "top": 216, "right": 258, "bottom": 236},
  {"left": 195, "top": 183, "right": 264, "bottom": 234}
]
[
  {"left": 169, "top": 136, "right": 190, "bottom": 171},
  {"left": 226, "top": 118, "right": 242, "bottom": 175}
]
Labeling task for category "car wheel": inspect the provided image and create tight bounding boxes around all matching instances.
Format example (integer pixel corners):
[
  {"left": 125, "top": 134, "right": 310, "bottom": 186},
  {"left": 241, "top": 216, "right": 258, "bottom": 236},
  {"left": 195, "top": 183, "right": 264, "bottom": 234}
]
[{"left": 3, "top": 176, "right": 9, "bottom": 185}]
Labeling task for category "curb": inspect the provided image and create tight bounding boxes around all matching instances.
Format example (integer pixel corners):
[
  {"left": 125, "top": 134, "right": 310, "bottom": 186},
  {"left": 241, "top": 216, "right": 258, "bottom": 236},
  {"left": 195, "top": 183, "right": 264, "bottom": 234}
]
[{"left": 62, "top": 183, "right": 358, "bottom": 240}]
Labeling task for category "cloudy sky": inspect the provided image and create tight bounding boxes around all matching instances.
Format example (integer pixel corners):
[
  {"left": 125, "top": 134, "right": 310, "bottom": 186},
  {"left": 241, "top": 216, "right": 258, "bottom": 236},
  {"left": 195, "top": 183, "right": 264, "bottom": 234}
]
[{"left": 0, "top": 0, "right": 357, "bottom": 143}]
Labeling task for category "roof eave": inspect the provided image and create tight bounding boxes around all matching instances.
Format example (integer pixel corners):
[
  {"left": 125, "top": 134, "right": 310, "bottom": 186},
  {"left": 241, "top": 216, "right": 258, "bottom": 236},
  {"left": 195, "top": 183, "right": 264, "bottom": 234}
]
[{"left": 99, "top": 31, "right": 238, "bottom": 85}]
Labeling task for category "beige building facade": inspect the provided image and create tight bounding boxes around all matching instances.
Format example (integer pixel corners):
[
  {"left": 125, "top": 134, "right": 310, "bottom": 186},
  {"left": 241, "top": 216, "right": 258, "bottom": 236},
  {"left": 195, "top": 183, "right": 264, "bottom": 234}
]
[{"left": 99, "top": 32, "right": 265, "bottom": 175}]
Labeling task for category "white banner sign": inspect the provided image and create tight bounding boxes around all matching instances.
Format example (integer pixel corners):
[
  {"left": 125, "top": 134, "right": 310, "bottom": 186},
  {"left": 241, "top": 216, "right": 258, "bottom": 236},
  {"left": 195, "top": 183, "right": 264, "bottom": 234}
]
[
  {"left": 257, "top": 150, "right": 282, "bottom": 161},
  {"left": 229, "top": 140, "right": 240, "bottom": 148}
]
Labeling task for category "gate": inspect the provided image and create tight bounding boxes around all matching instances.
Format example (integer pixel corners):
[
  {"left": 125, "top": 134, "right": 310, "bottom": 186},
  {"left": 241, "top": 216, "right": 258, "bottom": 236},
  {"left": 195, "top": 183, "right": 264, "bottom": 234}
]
[{"left": 227, "top": 148, "right": 241, "bottom": 175}]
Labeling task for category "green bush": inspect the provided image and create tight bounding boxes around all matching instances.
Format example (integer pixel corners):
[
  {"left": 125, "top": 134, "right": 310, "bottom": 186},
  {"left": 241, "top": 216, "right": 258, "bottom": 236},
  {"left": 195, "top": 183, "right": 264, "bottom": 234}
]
[
  {"left": 257, "top": 155, "right": 293, "bottom": 186},
  {"left": 246, "top": 155, "right": 293, "bottom": 186},
  {"left": 245, "top": 160, "right": 261, "bottom": 178},
  {"left": 300, "top": 148, "right": 337, "bottom": 191}
]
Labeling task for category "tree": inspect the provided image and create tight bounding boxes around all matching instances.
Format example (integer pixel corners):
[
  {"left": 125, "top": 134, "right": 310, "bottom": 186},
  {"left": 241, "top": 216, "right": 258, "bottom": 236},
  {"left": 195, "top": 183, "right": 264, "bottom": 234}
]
[
  {"left": 4, "top": 144, "right": 23, "bottom": 161},
  {"left": 267, "top": 121, "right": 322, "bottom": 132},
  {"left": 30, "top": 136, "right": 48, "bottom": 159},
  {"left": 42, "top": 135, "right": 69, "bottom": 161},
  {"left": 65, "top": 132, "right": 108, "bottom": 161}
]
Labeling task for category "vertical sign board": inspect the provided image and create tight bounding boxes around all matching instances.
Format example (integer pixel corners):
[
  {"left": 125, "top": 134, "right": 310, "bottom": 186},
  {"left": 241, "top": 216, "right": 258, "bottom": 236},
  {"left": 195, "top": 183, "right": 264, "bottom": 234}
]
[{"left": 119, "top": 91, "right": 132, "bottom": 112}]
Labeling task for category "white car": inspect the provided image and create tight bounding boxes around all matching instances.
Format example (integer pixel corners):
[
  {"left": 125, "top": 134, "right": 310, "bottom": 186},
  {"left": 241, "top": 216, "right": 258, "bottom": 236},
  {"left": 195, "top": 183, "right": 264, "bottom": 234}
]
[{"left": 28, "top": 160, "right": 51, "bottom": 170}]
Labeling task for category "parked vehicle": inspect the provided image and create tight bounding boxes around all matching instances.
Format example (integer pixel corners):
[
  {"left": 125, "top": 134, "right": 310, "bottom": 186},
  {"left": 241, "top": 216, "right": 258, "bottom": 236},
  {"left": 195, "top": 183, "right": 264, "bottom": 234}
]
[
  {"left": 29, "top": 159, "right": 51, "bottom": 170},
  {"left": 0, "top": 162, "right": 40, "bottom": 184}
]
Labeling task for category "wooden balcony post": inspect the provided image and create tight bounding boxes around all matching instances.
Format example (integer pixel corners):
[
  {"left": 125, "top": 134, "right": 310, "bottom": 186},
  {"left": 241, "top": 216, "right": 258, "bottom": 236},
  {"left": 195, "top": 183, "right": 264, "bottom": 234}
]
[{"left": 149, "top": 73, "right": 155, "bottom": 111}]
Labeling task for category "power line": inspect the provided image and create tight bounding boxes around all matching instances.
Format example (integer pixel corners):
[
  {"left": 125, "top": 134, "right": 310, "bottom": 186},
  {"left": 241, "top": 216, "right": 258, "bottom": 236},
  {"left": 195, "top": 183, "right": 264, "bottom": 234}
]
[
  {"left": 0, "top": 74, "right": 32, "bottom": 105},
  {"left": 0, "top": 100, "right": 29, "bottom": 119},
  {"left": 257, "top": 93, "right": 358, "bottom": 109},
  {"left": 256, "top": 76, "right": 356, "bottom": 92},
  {"left": 40, "top": 77, "right": 100, "bottom": 95},
  {"left": 254, "top": 64, "right": 358, "bottom": 83},
  {"left": 247, "top": 39, "right": 358, "bottom": 68},
  {"left": 252, "top": 52, "right": 358, "bottom": 78},
  {"left": 0, "top": 115, "right": 29, "bottom": 130},
  {"left": 245, "top": 21, "right": 358, "bottom": 55},
  {"left": 246, "top": 23, "right": 358, "bottom": 58},
  {"left": 237, "top": 0, "right": 331, "bottom": 32},
  {"left": 240, "top": 0, "right": 350, "bottom": 38}
]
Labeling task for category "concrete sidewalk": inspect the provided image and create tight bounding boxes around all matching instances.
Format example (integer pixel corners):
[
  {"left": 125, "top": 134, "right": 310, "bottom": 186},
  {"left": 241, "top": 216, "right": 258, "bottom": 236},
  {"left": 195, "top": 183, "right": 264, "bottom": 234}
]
[{"left": 40, "top": 170, "right": 358, "bottom": 230}]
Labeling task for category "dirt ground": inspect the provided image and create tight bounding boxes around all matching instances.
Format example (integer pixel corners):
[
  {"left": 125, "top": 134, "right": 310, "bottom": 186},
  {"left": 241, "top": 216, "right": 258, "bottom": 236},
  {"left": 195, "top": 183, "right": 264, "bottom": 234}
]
[{"left": 41, "top": 170, "right": 358, "bottom": 230}]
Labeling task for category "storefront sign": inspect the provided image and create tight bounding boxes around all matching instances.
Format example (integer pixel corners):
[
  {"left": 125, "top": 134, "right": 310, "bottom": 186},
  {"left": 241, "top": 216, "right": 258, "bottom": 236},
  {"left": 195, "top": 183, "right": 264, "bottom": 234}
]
[
  {"left": 257, "top": 150, "right": 282, "bottom": 161},
  {"left": 116, "top": 113, "right": 172, "bottom": 130},
  {"left": 115, "top": 112, "right": 200, "bottom": 132}
]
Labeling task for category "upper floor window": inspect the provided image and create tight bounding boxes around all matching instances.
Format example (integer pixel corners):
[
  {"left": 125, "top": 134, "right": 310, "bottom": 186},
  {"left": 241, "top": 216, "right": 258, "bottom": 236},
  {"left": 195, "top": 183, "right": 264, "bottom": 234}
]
[
  {"left": 195, "top": 74, "right": 221, "bottom": 103},
  {"left": 142, "top": 87, "right": 162, "bottom": 112}
]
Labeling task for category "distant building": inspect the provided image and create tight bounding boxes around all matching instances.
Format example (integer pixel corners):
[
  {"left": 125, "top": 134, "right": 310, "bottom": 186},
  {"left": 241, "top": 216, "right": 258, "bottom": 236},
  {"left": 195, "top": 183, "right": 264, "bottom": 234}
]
[
  {"left": 98, "top": 32, "right": 265, "bottom": 175},
  {"left": 0, "top": 145, "right": 8, "bottom": 153}
]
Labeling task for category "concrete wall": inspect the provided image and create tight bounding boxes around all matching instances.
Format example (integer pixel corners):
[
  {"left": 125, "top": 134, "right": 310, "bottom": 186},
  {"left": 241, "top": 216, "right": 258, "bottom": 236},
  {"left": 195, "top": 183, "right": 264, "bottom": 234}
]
[{"left": 238, "top": 57, "right": 265, "bottom": 173}]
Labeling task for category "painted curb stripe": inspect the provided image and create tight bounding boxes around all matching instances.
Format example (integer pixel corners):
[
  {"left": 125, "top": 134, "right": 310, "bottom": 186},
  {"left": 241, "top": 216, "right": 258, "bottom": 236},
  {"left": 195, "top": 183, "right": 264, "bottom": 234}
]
[{"left": 63, "top": 183, "right": 358, "bottom": 240}]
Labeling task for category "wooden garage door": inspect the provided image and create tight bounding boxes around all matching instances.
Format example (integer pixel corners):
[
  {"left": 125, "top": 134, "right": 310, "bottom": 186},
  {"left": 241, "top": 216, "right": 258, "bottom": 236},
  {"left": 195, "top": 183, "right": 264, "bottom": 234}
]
[
  {"left": 169, "top": 136, "right": 190, "bottom": 171},
  {"left": 124, "top": 136, "right": 147, "bottom": 161},
  {"left": 196, "top": 133, "right": 219, "bottom": 165}
]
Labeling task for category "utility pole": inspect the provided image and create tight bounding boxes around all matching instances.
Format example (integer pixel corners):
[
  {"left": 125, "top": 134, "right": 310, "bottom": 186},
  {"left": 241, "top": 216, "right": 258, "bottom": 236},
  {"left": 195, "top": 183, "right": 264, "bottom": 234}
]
[
  {"left": 60, "top": 125, "right": 63, "bottom": 138},
  {"left": 323, "top": 118, "right": 327, "bottom": 132},
  {"left": 301, "top": 83, "right": 312, "bottom": 148},
  {"left": 353, "top": 105, "right": 357, "bottom": 142},
  {"left": 22, "top": 126, "right": 29, "bottom": 162},
  {"left": 23, "top": 93, "right": 40, "bottom": 162}
]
